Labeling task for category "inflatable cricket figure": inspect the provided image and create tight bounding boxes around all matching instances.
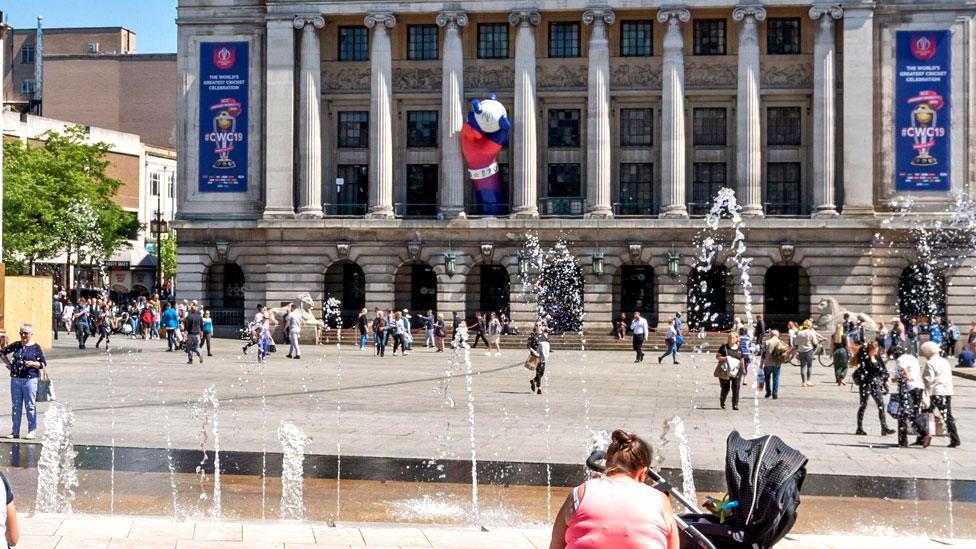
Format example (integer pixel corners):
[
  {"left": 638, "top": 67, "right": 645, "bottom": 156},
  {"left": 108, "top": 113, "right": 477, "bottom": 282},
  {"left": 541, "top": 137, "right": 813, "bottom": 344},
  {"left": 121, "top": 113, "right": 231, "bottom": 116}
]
[{"left": 460, "top": 94, "right": 510, "bottom": 215}]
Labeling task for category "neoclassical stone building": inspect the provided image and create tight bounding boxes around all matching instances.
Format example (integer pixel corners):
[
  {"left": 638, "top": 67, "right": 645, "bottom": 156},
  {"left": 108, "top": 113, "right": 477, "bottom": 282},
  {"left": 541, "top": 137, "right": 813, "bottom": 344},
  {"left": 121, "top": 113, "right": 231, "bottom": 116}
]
[{"left": 174, "top": 0, "right": 976, "bottom": 330}]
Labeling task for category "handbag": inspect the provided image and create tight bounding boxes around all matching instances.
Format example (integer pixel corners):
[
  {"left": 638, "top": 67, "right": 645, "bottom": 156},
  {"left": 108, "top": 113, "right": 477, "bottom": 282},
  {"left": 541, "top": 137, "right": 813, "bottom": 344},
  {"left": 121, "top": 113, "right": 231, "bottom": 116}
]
[
  {"left": 37, "top": 370, "right": 56, "bottom": 402},
  {"left": 675, "top": 334, "right": 684, "bottom": 346},
  {"left": 524, "top": 353, "right": 539, "bottom": 371},
  {"left": 886, "top": 393, "right": 903, "bottom": 419}
]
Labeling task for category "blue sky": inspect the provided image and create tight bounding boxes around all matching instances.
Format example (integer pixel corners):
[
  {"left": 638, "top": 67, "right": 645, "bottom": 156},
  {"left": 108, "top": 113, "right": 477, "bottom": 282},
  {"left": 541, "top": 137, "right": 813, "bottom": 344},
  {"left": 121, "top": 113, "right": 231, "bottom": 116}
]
[{"left": 2, "top": 1, "right": 178, "bottom": 53}]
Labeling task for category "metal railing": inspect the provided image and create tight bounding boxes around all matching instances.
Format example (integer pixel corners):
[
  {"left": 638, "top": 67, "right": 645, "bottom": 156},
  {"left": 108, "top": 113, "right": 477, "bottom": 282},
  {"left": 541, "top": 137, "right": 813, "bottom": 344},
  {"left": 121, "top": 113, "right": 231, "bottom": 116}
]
[
  {"left": 539, "top": 197, "right": 585, "bottom": 217},
  {"left": 466, "top": 202, "right": 512, "bottom": 217},
  {"left": 210, "top": 307, "right": 245, "bottom": 326},
  {"left": 394, "top": 202, "right": 439, "bottom": 218},
  {"left": 323, "top": 202, "right": 367, "bottom": 216},
  {"left": 763, "top": 201, "right": 805, "bottom": 216},
  {"left": 613, "top": 201, "right": 655, "bottom": 217}
]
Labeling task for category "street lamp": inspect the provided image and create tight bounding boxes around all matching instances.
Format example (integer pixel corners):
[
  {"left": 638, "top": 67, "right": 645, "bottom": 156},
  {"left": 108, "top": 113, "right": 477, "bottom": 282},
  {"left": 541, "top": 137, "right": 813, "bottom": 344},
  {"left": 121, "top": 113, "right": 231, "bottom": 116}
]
[
  {"left": 444, "top": 251, "right": 457, "bottom": 278},
  {"left": 151, "top": 167, "right": 169, "bottom": 293},
  {"left": 667, "top": 250, "right": 681, "bottom": 278},
  {"left": 592, "top": 251, "right": 605, "bottom": 277},
  {"left": 517, "top": 250, "right": 529, "bottom": 277}
]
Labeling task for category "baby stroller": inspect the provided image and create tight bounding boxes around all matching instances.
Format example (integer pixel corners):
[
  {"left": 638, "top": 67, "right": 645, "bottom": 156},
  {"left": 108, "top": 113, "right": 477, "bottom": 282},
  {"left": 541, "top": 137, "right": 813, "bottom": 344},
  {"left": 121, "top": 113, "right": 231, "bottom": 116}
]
[{"left": 586, "top": 430, "right": 807, "bottom": 549}]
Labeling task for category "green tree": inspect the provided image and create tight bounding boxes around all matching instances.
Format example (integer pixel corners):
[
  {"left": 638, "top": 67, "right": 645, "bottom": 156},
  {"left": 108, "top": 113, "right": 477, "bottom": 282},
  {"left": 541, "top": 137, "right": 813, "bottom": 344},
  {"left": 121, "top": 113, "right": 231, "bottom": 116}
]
[
  {"left": 159, "top": 229, "right": 178, "bottom": 282},
  {"left": 2, "top": 126, "right": 141, "bottom": 277}
]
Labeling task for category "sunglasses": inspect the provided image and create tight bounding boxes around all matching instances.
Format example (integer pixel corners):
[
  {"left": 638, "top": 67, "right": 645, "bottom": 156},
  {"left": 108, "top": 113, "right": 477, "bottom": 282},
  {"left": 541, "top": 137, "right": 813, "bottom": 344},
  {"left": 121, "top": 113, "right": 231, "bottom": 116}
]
[{"left": 19, "top": 332, "right": 29, "bottom": 336}]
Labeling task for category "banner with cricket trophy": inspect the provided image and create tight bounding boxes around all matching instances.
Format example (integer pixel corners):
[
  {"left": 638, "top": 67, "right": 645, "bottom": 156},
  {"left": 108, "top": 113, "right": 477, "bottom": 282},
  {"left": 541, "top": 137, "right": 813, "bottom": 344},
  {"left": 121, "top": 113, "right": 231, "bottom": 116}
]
[
  {"left": 199, "top": 42, "right": 249, "bottom": 192},
  {"left": 895, "top": 30, "right": 950, "bottom": 192}
]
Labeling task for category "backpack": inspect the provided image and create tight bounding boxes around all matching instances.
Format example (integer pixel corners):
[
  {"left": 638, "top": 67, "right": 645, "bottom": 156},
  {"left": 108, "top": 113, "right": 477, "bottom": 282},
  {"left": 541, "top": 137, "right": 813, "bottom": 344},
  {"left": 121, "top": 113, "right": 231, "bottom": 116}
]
[{"left": 772, "top": 342, "right": 790, "bottom": 364}]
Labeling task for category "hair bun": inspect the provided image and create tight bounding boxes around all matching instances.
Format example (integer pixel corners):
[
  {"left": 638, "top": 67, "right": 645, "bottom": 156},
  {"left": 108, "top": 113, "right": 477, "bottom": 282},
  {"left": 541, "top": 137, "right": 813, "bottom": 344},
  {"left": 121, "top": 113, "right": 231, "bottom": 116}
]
[{"left": 611, "top": 429, "right": 634, "bottom": 446}]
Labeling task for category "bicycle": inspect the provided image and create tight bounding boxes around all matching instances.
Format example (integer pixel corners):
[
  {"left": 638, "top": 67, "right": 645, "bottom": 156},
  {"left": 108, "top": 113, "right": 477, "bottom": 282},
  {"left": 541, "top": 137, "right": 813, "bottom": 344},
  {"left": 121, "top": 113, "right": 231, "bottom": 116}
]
[{"left": 787, "top": 342, "right": 832, "bottom": 367}]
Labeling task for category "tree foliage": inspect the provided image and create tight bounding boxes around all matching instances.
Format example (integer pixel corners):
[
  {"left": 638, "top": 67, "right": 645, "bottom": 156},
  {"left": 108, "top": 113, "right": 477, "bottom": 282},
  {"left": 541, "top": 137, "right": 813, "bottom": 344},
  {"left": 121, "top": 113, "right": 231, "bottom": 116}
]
[
  {"left": 160, "top": 229, "right": 178, "bottom": 281},
  {"left": 2, "top": 126, "right": 141, "bottom": 274}
]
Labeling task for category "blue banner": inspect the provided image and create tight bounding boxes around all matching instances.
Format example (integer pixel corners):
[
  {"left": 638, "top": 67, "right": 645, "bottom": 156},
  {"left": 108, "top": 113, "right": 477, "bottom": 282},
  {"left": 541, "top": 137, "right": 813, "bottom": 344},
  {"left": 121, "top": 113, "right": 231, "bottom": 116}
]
[
  {"left": 199, "top": 42, "right": 249, "bottom": 192},
  {"left": 895, "top": 31, "right": 950, "bottom": 192}
]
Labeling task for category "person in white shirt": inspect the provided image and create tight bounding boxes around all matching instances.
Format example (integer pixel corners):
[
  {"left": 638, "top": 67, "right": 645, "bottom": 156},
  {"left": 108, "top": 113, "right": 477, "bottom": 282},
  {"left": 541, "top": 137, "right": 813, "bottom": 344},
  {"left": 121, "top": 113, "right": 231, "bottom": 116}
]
[
  {"left": 921, "top": 341, "right": 960, "bottom": 447},
  {"left": 285, "top": 304, "right": 304, "bottom": 360},
  {"left": 891, "top": 347, "right": 924, "bottom": 447},
  {"left": 657, "top": 319, "right": 680, "bottom": 365},
  {"left": 630, "top": 312, "right": 649, "bottom": 363}
]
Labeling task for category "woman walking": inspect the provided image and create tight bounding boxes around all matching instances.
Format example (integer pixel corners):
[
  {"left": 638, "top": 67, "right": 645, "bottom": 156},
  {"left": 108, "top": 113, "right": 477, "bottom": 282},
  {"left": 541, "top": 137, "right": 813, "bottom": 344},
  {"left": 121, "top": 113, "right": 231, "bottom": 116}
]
[
  {"left": 714, "top": 333, "right": 743, "bottom": 410},
  {"left": 357, "top": 308, "right": 369, "bottom": 351},
  {"left": 920, "top": 341, "right": 960, "bottom": 448},
  {"left": 831, "top": 323, "right": 850, "bottom": 386},
  {"left": 527, "top": 320, "right": 549, "bottom": 395},
  {"left": 657, "top": 319, "right": 679, "bottom": 364},
  {"left": 487, "top": 312, "right": 503, "bottom": 356},
  {"left": 373, "top": 310, "right": 387, "bottom": 357},
  {"left": 257, "top": 306, "right": 272, "bottom": 363},
  {"left": 434, "top": 313, "right": 446, "bottom": 352},
  {"left": 0, "top": 324, "right": 47, "bottom": 440},
  {"left": 390, "top": 311, "right": 405, "bottom": 356},
  {"left": 853, "top": 341, "right": 894, "bottom": 436},
  {"left": 201, "top": 309, "right": 214, "bottom": 356}
]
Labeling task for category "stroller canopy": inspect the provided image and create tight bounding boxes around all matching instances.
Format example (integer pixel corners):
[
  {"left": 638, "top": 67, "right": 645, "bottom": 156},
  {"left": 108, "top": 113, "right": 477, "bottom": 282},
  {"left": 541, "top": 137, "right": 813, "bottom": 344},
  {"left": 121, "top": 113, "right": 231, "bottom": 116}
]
[{"left": 725, "top": 431, "right": 808, "bottom": 548}]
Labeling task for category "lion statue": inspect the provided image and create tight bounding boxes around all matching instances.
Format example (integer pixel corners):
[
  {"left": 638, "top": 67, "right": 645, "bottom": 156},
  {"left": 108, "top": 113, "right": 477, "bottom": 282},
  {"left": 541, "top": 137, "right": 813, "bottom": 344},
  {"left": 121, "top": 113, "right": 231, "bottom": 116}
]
[
  {"left": 267, "top": 293, "right": 324, "bottom": 333},
  {"left": 815, "top": 297, "right": 878, "bottom": 333}
]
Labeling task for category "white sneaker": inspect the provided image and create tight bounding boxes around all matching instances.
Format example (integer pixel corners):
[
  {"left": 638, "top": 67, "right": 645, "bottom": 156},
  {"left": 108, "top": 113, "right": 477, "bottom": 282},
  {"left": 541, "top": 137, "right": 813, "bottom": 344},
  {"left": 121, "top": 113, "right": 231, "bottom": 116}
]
[
  {"left": 24, "top": 432, "right": 35, "bottom": 440},
  {"left": 0, "top": 434, "right": 16, "bottom": 440},
  {"left": 485, "top": 351, "right": 491, "bottom": 356}
]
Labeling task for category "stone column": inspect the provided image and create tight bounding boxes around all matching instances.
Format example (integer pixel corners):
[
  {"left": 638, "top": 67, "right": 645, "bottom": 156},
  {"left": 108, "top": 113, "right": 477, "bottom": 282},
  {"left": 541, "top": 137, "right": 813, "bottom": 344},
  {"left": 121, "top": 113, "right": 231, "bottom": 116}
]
[
  {"left": 657, "top": 8, "right": 690, "bottom": 217},
  {"left": 294, "top": 15, "right": 325, "bottom": 217},
  {"left": 733, "top": 6, "right": 765, "bottom": 217},
  {"left": 436, "top": 11, "right": 468, "bottom": 218},
  {"left": 841, "top": 7, "right": 874, "bottom": 215},
  {"left": 508, "top": 10, "right": 541, "bottom": 218},
  {"left": 263, "top": 19, "right": 296, "bottom": 217},
  {"left": 810, "top": 5, "right": 842, "bottom": 216},
  {"left": 365, "top": 13, "right": 396, "bottom": 218},
  {"left": 583, "top": 8, "right": 615, "bottom": 218}
]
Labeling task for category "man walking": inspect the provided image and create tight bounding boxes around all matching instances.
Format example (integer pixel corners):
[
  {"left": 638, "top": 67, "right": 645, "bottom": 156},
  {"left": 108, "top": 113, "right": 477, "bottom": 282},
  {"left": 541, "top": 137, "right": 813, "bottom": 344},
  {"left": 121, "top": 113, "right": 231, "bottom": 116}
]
[
  {"left": 184, "top": 304, "right": 204, "bottom": 364},
  {"left": 469, "top": 312, "right": 490, "bottom": 348},
  {"left": 285, "top": 303, "right": 304, "bottom": 359},
  {"left": 630, "top": 312, "right": 648, "bottom": 363},
  {"left": 162, "top": 302, "right": 179, "bottom": 351}
]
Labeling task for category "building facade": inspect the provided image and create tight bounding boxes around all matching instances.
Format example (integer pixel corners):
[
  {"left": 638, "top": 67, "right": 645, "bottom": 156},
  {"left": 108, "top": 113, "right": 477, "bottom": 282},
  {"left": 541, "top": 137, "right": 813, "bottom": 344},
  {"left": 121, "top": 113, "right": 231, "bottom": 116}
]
[{"left": 174, "top": 0, "right": 976, "bottom": 330}]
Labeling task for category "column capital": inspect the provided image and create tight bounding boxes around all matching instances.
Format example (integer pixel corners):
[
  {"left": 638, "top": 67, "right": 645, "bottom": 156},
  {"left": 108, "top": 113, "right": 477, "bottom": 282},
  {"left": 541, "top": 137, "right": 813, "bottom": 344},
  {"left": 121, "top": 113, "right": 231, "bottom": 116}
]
[
  {"left": 582, "top": 8, "right": 615, "bottom": 26},
  {"left": 656, "top": 7, "right": 690, "bottom": 25},
  {"left": 732, "top": 5, "right": 767, "bottom": 22},
  {"left": 508, "top": 9, "right": 541, "bottom": 27},
  {"left": 809, "top": 4, "right": 843, "bottom": 20},
  {"left": 436, "top": 11, "right": 469, "bottom": 29},
  {"left": 365, "top": 12, "right": 397, "bottom": 29},
  {"left": 293, "top": 14, "right": 325, "bottom": 30}
]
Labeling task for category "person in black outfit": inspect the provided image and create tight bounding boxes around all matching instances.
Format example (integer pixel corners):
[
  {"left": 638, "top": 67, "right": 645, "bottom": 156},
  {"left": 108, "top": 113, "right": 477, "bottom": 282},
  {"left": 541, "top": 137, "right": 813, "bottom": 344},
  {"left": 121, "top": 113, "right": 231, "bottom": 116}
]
[
  {"left": 527, "top": 321, "right": 549, "bottom": 395},
  {"left": 853, "top": 341, "right": 894, "bottom": 436},
  {"left": 890, "top": 346, "right": 924, "bottom": 448},
  {"left": 373, "top": 310, "right": 387, "bottom": 357},
  {"left": 184, "top": 304, "right": 204, "bottom": 364},
  {"left": 714, "top": 333, "right": 744, "bottom": 410},
  {"left": 468, "top": 312, "right": 490, "bottom": 348}
]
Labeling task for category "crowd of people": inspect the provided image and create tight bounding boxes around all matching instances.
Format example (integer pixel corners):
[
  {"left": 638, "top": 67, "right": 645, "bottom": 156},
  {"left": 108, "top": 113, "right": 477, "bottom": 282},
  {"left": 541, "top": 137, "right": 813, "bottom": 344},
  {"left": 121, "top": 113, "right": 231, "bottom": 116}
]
[{"left": 352, "top": 308, "right": 516, "bottom": 357}]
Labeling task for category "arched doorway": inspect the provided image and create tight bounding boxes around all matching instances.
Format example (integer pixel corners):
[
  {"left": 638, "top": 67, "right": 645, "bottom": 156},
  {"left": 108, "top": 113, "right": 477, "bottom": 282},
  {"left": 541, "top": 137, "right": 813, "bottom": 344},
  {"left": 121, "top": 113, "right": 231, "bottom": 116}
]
[
  {"left": 614, "top": 265, "right": 656, "bottom": 326},
  {"left": 538, "top": 265, "right": 584, "bottom": 333},
  {"left": 394, "top": 262, "right": 438, "bottom": 326},
  {"left": 687, "top": 266, "right": 732, "bottom": 331},
  {"left": 206, "top": 262, "right": 245, "bottom": 326},
  {"left": 898, "top": 263, "right": 946, "bottom": 324},
  {"left": 324, "top": 261, "right": 366, "bottom": 328},
  {"left": 465, "top": 264, "right": 510, "bottom": 320},
  {"left": 763, "top": 265, "right": 811, "bottom": 330}
]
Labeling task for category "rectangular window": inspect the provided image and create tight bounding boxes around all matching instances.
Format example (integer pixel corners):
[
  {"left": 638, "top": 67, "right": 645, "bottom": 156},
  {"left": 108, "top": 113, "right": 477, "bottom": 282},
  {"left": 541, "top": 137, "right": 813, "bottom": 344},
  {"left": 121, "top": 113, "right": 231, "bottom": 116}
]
[
  {"left": 547, "top": 109, "right": 581, "bottom": 148},
  {"left": 477, "top": 23, "right": 509, "bottom": 59},
  {"left": 620, "top": 108, "right": 653, "bottom": 147},
  {"left": 618, "top": 163, "right": 654, "bottom": 215},
  {"left": 691, "top": 162, "right": 726, "bottom": 215},
  {"left": 406, "top": 164, "right": 439, "bottom": 217},
  {"left": 693, "top": 19, "right": 726, "bottom": 55},
  {"left": 547, "top": 164, "right": 582, "bottom": 197},
  {"left": 150, "top": 172, "right": 161, "bottom": 196},
  {"left": 20, "top": 79, "right": 35, "bottom": 96},
  {"left": 407, "top": 25, "right": 439, "bottom": 60},
  {"left": 335, "top": 164, "right": 368, "bottom": 216},
  {"left": 167, "top": 173, "right": 175, "bottom": 199},
  {"left": 693, "top": 108, "right": 727, "bottom": 146},
  {"left": 548, "top": 22, "right": 580, "bottom": 58},
  {"left": 767, "top": 107, "right": 802, "bottom": 146},
  {"left": 620, "top": 21, "right": 653, "bottom": 57},
  {"left": 406, "top": 111, "right": 438, "bottom": 148},
  {"left": 20, "top": 45, "right": 35, "bottom": 64},
  {"left": 767, "top": 18, "right": 800, "bottom": 55},
  {"left": 766, "top": 162, "right": 802, "bottom": 215},
  {"left": 339, "top": 26, "right": 369, "bottom": 61},
  {"left": 338, "top": 111, "right": 369, "bottom": 148}
]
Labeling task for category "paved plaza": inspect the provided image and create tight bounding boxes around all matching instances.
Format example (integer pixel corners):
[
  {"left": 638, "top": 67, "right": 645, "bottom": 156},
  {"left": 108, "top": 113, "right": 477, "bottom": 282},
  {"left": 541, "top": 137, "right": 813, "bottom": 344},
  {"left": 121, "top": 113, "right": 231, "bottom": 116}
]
[
  {"left": 9, "top": 514, "right": 975, "bottom": 549},
  {"left": 17, "top": 335, "right": 974, "bottom": 481}
]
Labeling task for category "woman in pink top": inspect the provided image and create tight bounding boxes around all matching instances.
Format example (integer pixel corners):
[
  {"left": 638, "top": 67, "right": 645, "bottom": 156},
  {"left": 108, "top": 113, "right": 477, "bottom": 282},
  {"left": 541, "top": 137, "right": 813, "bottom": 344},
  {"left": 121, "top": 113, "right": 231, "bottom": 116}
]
[{"left": 551, "top": 430, "right": 679, "bottom": 549}]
